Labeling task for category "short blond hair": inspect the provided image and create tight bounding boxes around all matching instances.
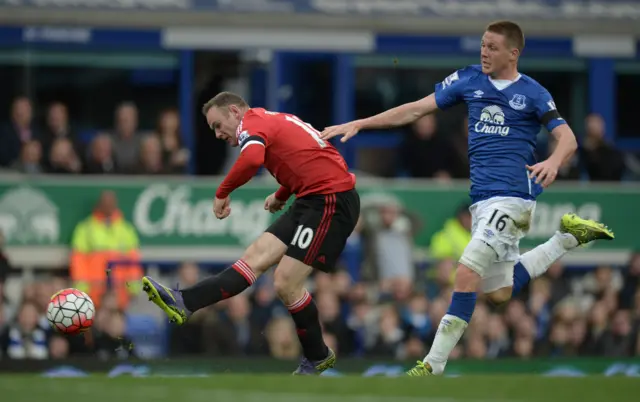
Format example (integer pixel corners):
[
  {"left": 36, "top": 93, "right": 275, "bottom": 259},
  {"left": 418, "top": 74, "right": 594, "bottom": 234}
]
[{"left": 201, "top": 91, "right": 249, "bottom": 116}]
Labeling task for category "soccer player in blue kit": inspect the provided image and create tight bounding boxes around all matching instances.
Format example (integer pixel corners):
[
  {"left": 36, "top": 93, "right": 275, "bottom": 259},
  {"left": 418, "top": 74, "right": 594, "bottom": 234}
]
[{"left": 320, "top": 20, "right": 614, "bottom": 376}]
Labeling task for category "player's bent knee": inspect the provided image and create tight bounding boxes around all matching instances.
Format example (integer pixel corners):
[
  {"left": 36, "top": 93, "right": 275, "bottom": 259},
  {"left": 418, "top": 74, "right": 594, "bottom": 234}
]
[
  {"left": 273, "top": 256, "right": 313, "bottom": 305},
  {"left": 242, "top": 232, "right": 288, "bottom": 275},
  {"left": 485, "top": 287, "right": 513, "bottom": 305},
  {"left": 459, "top": 238, "right": 497, "bottom": 277}
]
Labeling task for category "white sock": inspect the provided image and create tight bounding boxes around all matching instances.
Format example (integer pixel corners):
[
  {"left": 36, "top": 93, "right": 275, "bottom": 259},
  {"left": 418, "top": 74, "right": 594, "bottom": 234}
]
[
  {"left": 424, "top": 314, "right": 468, "bottom": 375},
  {"left": 519, "top": 231, "right": 578, "bottom": 278}
]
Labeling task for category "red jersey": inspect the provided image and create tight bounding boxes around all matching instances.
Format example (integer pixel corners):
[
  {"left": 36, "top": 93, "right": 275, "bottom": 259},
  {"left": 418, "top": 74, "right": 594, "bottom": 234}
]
[{"left": 216, "top": 108, "right": 355, "bottom": 200}]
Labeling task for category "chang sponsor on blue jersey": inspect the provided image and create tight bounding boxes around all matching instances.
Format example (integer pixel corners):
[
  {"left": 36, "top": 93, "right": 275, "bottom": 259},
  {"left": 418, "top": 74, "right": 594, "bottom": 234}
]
[{"left": 435, "top": 65, "right": 566, "bottom": 203}]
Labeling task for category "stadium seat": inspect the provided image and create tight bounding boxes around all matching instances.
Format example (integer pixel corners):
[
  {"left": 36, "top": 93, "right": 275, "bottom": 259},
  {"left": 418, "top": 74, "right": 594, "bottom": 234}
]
[{"left": 125, "top": 313, "right": 167, "bottom": 358}]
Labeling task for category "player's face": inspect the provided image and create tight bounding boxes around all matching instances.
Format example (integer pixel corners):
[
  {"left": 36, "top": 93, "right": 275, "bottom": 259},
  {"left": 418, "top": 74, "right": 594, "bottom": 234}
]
[
  {"left": 206, "top": 105, "right": 243, "bottom": 146},
  {"left": 480, "top": 31, "right": 518, "bottom": 77}
]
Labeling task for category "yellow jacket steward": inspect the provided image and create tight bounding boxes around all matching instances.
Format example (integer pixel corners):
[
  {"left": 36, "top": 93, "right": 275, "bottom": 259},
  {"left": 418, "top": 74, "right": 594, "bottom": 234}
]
[
  {"left": 70, "top": 210, "right": 142, "bottom": 309},
  {"left": 430, "top": 218, "right": 472, "bottom": 261}
]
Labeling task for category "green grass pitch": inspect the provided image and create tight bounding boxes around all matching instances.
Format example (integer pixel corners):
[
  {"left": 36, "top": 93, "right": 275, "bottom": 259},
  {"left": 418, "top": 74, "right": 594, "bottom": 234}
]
[{"left": 0, "top": 374, "right": 638, "bottom": 402}]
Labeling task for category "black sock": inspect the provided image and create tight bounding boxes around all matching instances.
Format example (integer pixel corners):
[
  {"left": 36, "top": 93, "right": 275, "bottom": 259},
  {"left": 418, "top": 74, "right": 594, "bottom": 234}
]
[
  {"left": 180, "top": 260, "right": 256, "bottom": 312},
  {"left": 288, "top": 291, "right": 329, "bottom": 362}
]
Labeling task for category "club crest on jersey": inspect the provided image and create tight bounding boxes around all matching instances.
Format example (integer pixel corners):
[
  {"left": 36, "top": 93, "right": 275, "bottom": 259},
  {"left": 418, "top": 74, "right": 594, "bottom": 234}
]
[
  {"left": 509, "top": 94, "right": 527, "bottom": 110},
  {"left": 476, "top": 105, "right": 510, "bottom": 136},
  {"left": 237, "top": 130, "right": 249, "bottom": 143}
]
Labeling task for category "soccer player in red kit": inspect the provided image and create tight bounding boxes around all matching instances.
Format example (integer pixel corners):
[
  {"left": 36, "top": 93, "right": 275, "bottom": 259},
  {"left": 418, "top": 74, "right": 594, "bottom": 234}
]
[{"left": 142, "top": 92, "right": 360, "bottom": 375}]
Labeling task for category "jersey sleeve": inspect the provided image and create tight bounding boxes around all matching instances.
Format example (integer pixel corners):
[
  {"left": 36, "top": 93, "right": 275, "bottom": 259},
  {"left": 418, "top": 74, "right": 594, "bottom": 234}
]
[
  {"left": 534, "top": 88, "right": 567, "bottom": 132},
  {"left": 237, "top": 110, "right": 270, "bottom": 152},
  {"left": 434, "top": 66, "right": 475, "bottom": 110}
]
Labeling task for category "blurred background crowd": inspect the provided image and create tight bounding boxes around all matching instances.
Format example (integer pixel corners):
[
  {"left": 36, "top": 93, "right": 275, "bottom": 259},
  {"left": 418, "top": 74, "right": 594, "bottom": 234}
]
[
  {"left": 0, "top": 95, "right": 636, "bottom": 182},
  {"left": 0, "top": 1, "right": 639, "bottom": 364},
  {"left": 1, "top": 212, "right": 639, "bottom": 361}
]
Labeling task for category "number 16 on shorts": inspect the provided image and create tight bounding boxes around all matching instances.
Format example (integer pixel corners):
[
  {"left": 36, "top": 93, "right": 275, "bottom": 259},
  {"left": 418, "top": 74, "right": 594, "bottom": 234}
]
[
  {"left": 488, "top": 209, "right": 509, "bottom": 232},
  {"left": 292, "top": 225, "right": 314, "bottom": 249}
]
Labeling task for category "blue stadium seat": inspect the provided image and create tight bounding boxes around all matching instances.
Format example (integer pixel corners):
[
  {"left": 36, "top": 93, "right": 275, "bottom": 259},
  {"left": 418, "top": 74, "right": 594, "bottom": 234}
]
[{"left": 125, "top": 313, "right": 167, "bottom": 359}]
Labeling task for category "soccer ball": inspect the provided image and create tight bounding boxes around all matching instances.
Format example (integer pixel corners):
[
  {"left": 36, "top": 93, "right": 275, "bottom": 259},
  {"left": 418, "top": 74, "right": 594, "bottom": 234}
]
[{"left": 47, "top": 288, "right": 95, "bottom": 335}]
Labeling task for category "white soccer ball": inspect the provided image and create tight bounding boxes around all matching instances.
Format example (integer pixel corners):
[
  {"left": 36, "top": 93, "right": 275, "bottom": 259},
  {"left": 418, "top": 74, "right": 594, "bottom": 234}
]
[{"left": 47, "top": 288, "right": 96, "bottom": 335}]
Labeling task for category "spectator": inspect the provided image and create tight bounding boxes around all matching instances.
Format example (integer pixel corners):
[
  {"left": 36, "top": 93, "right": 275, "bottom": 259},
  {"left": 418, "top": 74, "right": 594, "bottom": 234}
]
[
  {"left": 486, "top": 314, "right": 510, "bottom": 358},
  {"left": 204, "top": 294, "right": 266, "bottom": 356},
  {"left": 42, "top": 102, "right": 80, "bottom": 168},
  {"left": 598, "top": 309, "right": 636, "bottom": 357},
  {"left": 369, "top": 306, "right": 404, "bottom": 358},
  {"left": 0, "top": 302, "right": 48, "bottom": 359},
  {"left": 619, "top": 252, "right": 640, "bottom": 309},
  {"left": 264, "top": 316, "right": 300, "bottom": 360},
  {"left": 0, "top": 97, "right": 41, "bottom": 167},
  {"left": 584, "top": 301, "right": 609, "bottom": 354},
  {"left": 429, "top": 203, "right": 472, "bottom": 261},
  {"left": 48, "top": 335, "right": 70, "bottom": 359},
  {"left": 157, "top": 108, "right": 190, "bottom": 174},
  {"left": 545, "top": 262, "right": 572, "bottom": 306},
  {"left": 401, "top": 114, "right": 456, "bottom": 179},
  {"left": 465, "top": 333, "right": 487, "bottom": 359},
  {"left": 48, "top": 138, "right": 82, "bottom": 174},
  {"left": 85, "top": 134, "right": 117, "bottom": 174},
  {"left": 11, "top": 140, "right": 43, "bottom": 174},
  {"left": 93, "top": 310, "right": 135, "bottom": 360},
  {"left": 401, "top": 293, "right": 431, "bottom": 342},
  {"left": 316, "top": 291, "right": 353, "bottom": 355},
  {"left": 70, "top": 190, "right": 142, "bottom": 309},
  {"left": 136, "top": 135, "right": 167, "bottom": 175},
  {"left": 360, "top": 196, "right": 419, "bottom": 291},
  {"left": 580, "top": 113, "right": 625, "bottom": 181},
  {"left": 111, "top": 102, "right": 141, "bottom": 174}
]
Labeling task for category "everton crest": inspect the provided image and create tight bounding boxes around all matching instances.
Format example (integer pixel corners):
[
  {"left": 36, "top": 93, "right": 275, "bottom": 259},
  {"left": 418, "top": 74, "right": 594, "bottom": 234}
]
[{"left": 509, "top": 94, "right": 527, "bottom": 110}]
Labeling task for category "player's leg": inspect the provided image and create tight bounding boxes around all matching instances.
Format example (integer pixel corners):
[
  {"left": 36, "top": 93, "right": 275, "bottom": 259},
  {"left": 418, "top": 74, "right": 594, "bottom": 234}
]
[
  {"left": 279, "top": 190, "right": 360, "bottom": 375},
  {"left": 180, "top": 232, "right": 286, "bottom": 308},
  {"left": 408, "top": 198, "right": 509, "bottom": 376},
  {"left": 408, "top": 248, "right": 485, "bottom": 376},
  {"left": 142, "top": 209, "right": 296, "bottom": 324},
  {"left": 273, "top": 256, "right": 335, "bottom": 374},
  {"left": 507, "top": 212, "right": 614, "bottom": 300}
]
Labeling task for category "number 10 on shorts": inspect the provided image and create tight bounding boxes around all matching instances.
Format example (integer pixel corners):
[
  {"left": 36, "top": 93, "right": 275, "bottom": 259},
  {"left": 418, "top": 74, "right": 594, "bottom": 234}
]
[{"left": 292, "top": 225, "right": 314, "bottom": 249}]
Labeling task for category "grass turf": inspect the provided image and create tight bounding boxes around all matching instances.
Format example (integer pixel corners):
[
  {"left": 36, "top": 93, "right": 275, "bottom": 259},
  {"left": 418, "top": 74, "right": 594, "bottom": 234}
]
[{"left": 0, "top": 374, "right": 638, "bottom": 402}]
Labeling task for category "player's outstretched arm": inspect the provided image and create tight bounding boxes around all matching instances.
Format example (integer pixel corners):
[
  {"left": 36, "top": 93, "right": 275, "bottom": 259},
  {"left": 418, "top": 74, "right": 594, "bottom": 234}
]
[{"left": 320, "top": 93, "right": 438, "bottom": 142}]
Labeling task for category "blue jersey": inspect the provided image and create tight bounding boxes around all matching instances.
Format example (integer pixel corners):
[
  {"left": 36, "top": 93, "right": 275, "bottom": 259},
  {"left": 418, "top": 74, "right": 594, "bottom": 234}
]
[{"left": 435, "top": 65, "right": 566, "bottom": 204}]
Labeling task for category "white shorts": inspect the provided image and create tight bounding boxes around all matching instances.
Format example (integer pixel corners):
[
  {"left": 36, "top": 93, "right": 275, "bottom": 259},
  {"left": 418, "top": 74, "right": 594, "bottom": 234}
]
[{"left": 459, "top": 196, "right": 536, "bottom": 293}]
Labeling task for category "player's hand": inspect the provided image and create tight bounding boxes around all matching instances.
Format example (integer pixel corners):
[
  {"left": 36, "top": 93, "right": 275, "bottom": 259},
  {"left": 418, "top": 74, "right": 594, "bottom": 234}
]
[
  {"left": 264, "top": 192, "right": 286, "bottom": 213},
  {"left": 526, "top": 160, "right": 560, "bottom": 188},
  {"left": 320, "top": 120, "right": 362, "bottom": 143},
  {"left": 213, "top": 196, "right": 231, "bottom": 219}
]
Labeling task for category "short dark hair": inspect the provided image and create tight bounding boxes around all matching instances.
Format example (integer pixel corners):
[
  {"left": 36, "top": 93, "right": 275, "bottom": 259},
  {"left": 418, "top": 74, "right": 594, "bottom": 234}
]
[
  {"left": 201, "top": 91, "right": 249, "bottom": 116},
  {"left": 486, "top": 20, "right": 525, "bottom": 53}
]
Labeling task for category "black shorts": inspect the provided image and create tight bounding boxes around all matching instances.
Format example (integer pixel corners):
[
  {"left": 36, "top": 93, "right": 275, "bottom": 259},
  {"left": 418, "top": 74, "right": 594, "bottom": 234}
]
[{"left": 266, "top": 189, "right": 360, "bottom": 272}]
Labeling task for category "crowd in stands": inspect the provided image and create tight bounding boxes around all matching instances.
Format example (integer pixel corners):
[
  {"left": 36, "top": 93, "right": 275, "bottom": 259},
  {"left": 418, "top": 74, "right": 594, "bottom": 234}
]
[
  {"left": 1, "top": 233, "right": 639, "bottom": 361},
  {"left": 0, "top": 95, "right": 637, "bottom": 181},
  {"left": 0, "top": 97, "right": 190, "bottom": 176}
]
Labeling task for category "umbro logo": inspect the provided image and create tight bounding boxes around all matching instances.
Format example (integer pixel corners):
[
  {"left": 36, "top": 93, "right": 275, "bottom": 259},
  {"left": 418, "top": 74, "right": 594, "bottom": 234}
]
[{"left": 473, "top": 90, "right": 484, "bottom": 98}]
